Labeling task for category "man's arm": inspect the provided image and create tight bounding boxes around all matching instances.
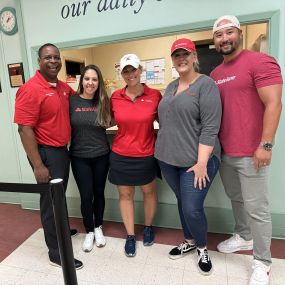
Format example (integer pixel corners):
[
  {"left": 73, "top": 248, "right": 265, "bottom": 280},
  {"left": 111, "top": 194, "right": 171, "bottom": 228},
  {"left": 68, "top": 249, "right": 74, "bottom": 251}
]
[
  {"left": 253, "top": 84, "right": 282, "bottom": 169},
  {"left": 18, "top": 124, "right": 50, "bottom": 183}
]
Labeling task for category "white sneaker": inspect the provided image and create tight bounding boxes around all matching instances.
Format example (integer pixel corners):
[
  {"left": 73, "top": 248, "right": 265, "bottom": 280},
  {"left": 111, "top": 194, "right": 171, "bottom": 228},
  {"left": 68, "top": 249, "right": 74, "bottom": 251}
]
[
  {"left": 95, "top": 226, "right": 106, "bottom": 247},
  {"left": 217, "top": 234, "right": 253, "bottom": 253},
  {"left": 248, "top": 260, "right": 270, "bottom": 285},
  {"left": 82, "top": 232, "right": 95, "bottom": 252}
]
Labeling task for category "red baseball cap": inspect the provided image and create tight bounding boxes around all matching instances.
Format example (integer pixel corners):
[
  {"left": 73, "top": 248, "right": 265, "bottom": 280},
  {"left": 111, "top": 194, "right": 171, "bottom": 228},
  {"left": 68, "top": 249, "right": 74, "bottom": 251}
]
[{"left": 171, "top": 38, "right": 196, "bottom": 55}]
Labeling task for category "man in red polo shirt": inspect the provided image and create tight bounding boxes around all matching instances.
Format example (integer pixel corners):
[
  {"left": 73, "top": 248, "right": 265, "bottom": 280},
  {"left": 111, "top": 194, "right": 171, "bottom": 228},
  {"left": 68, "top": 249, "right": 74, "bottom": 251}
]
[{"left": 14, "top": 43, "right": 83, "bottom": 269}]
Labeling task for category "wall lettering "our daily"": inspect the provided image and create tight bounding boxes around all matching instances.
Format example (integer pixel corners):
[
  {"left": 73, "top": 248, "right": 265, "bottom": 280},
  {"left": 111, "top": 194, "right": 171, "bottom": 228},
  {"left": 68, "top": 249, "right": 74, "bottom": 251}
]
[{"left": 61, "top": 0, "right": 162, "bottom": 19}]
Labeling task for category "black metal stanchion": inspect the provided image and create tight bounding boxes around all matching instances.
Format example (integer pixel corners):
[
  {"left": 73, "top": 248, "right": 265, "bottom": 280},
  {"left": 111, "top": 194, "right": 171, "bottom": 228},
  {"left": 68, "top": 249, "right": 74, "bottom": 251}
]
[{"left": 49, "top": 179, "right": 78, "bottom": 285}]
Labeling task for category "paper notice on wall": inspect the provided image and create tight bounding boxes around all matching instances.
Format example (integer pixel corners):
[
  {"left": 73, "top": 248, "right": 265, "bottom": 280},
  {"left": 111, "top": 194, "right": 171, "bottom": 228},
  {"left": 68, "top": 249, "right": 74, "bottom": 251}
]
[
  {"left": 172, "top": 66, "right": 179, "bottom": 79},
  {"left": 115, "top": 58, "right": 165, "bottom": 85},
  {"left": 141, "top": 58, "right": 165, "bottom": 85}
]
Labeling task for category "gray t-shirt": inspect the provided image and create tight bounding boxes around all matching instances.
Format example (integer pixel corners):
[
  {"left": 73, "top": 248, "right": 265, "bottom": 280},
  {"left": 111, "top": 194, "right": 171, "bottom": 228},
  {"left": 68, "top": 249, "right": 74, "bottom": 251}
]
[
  {"left": 69, "top": 94, "right": 109, "bottom": 158},
  {"left": 155, "top": 75, "right": 221, "bottom": 167}
]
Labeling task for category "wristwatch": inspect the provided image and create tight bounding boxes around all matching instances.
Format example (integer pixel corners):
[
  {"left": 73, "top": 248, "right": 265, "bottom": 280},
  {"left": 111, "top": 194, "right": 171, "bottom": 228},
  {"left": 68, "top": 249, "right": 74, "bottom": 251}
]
[{"left": 260, "top": 142, "right": 273, "bottom": 151}]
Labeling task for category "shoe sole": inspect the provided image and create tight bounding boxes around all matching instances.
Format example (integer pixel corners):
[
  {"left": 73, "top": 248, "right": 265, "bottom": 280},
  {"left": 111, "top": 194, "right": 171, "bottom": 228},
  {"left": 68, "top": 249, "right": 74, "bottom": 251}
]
[
  {"left": 95, "top": 242, "right": 106, "bottom": 248},
  {"left": 49, "top": 261, "right": 61, "bottom": 268},
  {"left": 82, "top": 247, "right": 93, "bottom": 252},
  {"left": 125, "top": 252, "right": 136, "bottom": 257},
  {"left": 168, "top": 248, "right": 196, "bottom": 260},
  {"left": 143, "top": 241, "right": 154, "bottom": 246},
  {"left": 71, "top": 233, "right": 78, "bottom": 237},
  {"left": 198, "top": 266, "right": 213, "bottom": 276},
  {"left": 49, "top": 260, "right": 84, "bottom": 270},
  {"left": 217, "top": 245, "right": 253, "bottom": 253}
]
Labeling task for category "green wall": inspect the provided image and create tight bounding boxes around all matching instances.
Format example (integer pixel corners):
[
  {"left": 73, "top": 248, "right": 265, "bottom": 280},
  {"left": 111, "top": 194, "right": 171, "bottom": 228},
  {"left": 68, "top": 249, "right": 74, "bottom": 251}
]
[{"left": 0, "top": 0, "right": 284, "bottom": 237}]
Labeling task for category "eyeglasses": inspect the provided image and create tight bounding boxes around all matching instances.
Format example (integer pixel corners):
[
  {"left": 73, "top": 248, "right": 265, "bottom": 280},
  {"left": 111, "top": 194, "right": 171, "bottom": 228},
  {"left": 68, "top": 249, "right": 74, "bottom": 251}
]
[{"left": 41, "top": 55, "right": 61, "bottom": 62}]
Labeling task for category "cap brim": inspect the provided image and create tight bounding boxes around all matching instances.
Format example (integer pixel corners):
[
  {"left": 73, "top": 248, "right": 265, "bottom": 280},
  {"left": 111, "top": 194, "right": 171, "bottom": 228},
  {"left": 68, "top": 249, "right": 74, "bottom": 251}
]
[{"left": 171, "top": 47, "right": 193, "bottom": 55}]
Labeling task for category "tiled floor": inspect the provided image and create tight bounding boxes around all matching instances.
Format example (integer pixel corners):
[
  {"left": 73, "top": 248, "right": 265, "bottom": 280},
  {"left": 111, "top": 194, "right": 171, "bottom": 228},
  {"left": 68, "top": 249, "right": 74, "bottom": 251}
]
[
  {"left": 0, "top": 203, "right": 285, "bottom": 285},
  {"left": 0, "top": 229, "right": 285, "bottom": 285}
]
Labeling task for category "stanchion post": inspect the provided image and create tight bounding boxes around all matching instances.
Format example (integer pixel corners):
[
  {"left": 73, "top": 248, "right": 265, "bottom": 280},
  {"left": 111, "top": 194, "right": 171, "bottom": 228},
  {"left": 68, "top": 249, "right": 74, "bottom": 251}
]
[{"left": 50, "top": 179, "right": 78, "bottom": 285}]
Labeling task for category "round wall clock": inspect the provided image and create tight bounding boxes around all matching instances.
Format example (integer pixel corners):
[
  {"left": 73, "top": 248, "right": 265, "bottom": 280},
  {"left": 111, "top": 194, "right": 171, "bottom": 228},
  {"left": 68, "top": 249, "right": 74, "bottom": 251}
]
[{"left": 0, "top": 7, "right": 18, "bottom": 35}]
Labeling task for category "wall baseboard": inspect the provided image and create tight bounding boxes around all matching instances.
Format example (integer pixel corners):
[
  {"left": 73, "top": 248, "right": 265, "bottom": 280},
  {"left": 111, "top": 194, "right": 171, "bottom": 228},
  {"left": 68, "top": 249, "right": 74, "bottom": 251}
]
[{"left": 19, "top": 196, "right": 285, "bottom": 239}]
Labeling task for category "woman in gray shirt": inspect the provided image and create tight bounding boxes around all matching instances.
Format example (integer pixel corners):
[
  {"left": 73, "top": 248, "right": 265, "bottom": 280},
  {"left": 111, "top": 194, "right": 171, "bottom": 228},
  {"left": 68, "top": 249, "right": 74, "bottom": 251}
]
[{"left": 155, "top": 38, "right": 222, "bottom": 275}]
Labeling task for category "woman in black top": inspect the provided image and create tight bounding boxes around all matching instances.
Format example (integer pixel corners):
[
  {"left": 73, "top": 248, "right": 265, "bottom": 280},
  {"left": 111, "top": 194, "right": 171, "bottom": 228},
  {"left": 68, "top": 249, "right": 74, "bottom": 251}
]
[{"left": 69, "top": 64, "right": 111, "bottom": 252}]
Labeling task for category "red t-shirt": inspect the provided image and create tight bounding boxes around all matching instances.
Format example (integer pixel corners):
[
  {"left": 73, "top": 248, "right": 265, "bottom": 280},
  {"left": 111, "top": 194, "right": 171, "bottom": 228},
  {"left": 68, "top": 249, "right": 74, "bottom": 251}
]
[
  {"left": 111, "top": 84, "right": 162, "bottom": 157},
  {"left": 211, "top": 50, "right": 283, "bottom": 156},
  {"left": 14, "top": 70, "right": 76, "bottom": 147}
]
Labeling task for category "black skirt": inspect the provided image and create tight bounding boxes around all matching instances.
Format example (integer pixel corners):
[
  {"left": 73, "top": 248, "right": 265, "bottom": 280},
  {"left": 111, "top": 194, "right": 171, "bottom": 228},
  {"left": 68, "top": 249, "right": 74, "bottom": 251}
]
[{"left": 108, "top": 151, "right": 161, "bottom": 186}]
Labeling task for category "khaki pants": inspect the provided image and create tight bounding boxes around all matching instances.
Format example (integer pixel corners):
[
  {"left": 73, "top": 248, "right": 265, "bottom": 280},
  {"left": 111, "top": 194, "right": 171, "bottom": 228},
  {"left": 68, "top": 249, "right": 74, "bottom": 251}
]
[{"left": 220, "top": 155, "right": 272, "bottom": 266}]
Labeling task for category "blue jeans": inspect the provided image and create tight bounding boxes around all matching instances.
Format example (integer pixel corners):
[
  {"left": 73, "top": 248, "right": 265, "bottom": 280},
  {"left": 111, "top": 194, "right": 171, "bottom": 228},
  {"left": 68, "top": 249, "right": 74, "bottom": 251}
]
[{"left": 159, "top": 155, "right": 220, "bottom": 247}]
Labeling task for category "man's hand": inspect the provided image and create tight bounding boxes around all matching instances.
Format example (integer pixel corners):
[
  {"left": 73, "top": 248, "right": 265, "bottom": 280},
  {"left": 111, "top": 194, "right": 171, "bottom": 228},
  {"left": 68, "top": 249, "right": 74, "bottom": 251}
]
[
  {"left": 253, "top": 147, "right": 272, "bottom": 170},
  {"left": 34, "top": 164, "right": 50, "bottom": 183}
]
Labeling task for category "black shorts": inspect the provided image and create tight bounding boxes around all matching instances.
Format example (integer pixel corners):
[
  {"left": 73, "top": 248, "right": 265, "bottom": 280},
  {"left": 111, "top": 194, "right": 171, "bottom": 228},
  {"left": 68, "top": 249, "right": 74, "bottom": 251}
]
[{"left": 108, "top": 151, "right": 161, "bottom": 186}]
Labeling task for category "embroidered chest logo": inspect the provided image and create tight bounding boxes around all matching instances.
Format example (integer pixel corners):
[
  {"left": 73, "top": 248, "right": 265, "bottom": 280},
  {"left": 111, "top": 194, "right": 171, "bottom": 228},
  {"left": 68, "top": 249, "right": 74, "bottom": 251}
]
[
  {"left": 141, "top": 99, "right": 153, "bottom": 103},
  {"left": 75, "top": 107, "right": 96, "bottom": 112},
  {"left": 45, "top": 92, "right": 54, "bottom": 97},
  {"left": 186, "top": 91, "right": 196, "bottom": 96}
]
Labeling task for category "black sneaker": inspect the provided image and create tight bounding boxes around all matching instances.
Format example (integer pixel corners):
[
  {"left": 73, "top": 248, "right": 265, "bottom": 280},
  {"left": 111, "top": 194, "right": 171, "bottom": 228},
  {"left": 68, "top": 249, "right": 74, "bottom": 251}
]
[
  {"left": 168, "top": 241, "right": 196, "bottom": 259},
  {"left": 70, "top": 229, "right": 78, "bottom": 237},
  {"left": 125, "top": 235, "right": 136, "bottom": 257},
  {"left": 143, "top": 226, "right": 155, "bottom": 246},
  {"left": 197, "top": 248, "right": 212, "bottom": 275},
  {"left": 49, "top": 257, "right": 84, "bottom": 270}
]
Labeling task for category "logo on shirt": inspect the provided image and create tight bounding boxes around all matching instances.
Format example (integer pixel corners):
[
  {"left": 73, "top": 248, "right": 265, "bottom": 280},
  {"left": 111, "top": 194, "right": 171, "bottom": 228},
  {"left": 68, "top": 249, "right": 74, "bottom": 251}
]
[
  {"left": 45, "top": 92, "right": 54, "bottom": 97},
  {"left": 75, "top": 107, "right": 96, "bottom": 112},
  {"left": 63, "top": 92, "right": 67, "bottom": 96},
  {"left": 187, "top": 91, "right": 196, "bottom": 96},
  {"left": 215, "top": 76, "right": 236, "bottom": 85},
  {"left": 141, "top": 99, "right": 153, "bottom": 103}
]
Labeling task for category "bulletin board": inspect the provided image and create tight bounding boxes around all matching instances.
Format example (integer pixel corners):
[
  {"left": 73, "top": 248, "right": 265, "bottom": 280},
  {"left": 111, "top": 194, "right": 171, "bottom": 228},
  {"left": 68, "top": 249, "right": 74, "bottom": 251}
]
[
  {"left": 116, "top": 58, "right": 165, "bottom": 85},
  {"left": 140, "top": 58, "right": 165, "bottom": 85}
]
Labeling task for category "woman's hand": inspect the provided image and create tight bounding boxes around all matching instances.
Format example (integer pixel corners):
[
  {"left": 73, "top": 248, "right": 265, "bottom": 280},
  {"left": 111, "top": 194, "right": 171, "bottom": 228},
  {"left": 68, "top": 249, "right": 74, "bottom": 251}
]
[{"left": 187, "top": 163, "right": 210, "bottom": 190}]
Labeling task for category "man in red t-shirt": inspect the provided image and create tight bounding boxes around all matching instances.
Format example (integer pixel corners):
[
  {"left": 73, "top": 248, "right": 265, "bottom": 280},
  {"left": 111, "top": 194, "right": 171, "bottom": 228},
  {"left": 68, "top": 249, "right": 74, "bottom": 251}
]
[
  {"left": 14, "top": 43, "right": 83, "bottom": 269},
  {"left": 211, "top": 15, "right": 282, "bottom": 285}
]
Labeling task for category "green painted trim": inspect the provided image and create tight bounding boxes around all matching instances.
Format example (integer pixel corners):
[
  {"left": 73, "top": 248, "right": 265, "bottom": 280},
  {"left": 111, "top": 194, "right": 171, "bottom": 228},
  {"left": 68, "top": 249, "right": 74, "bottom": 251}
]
[
  {"left": 0, "top": 192, "right": 21, "bottom": 204},
  {"left": 14, "top": 0, "right": 30, "bottom": 81},
  {"left": 267, "top": 10, "right": 280, "bottom": 57},
  {"left": 19, "top": 196, "right": 285, "bottom": 239},
  {"left": 19, "top": 193, "right": 39, "bottom": 209}
]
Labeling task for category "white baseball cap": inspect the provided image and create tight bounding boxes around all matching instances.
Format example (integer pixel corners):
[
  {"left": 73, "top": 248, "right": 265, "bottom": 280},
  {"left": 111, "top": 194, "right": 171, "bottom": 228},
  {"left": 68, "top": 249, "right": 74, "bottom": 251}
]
[
  {"left": 213, "top": 15, "right": 241, "bottom": 34},
  {"left": 120, "top": 54, "right": 140, "bottom": 71}
]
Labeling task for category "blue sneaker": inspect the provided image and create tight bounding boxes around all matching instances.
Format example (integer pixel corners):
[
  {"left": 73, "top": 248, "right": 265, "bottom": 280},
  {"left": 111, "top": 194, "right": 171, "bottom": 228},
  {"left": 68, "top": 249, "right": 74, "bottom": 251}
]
[
  {"left": 143, "top": 226, "right": 155, "bottom": 246},
  {"left": 125, "top": 235, "right": 136, "bottom": 257}
]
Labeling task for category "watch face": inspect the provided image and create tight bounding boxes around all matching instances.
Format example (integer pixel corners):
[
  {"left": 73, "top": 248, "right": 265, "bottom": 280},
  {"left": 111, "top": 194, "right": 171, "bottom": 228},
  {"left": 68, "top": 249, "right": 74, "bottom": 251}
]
[
  {"left": 263, "top": 142, "right": 273, "bottom": 151},
  {"left": 0, "top": 8, "right": 18, "bottom": 35}
]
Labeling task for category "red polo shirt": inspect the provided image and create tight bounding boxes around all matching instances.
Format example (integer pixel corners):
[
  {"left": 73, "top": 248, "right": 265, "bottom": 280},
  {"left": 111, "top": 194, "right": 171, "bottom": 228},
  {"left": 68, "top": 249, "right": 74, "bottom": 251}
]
[
  {"left": 14, "top": 70, "right": 76, "bottom": 147},
  {"left": 111, "top": 84, "right": 162, "bottom": 157}
]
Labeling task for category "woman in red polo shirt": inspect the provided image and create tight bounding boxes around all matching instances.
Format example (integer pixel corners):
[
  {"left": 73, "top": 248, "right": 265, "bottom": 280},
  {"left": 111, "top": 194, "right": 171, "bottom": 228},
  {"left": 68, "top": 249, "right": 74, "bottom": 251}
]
[{"left": 109, "top": 53, "right": 162, "bottom": 257}]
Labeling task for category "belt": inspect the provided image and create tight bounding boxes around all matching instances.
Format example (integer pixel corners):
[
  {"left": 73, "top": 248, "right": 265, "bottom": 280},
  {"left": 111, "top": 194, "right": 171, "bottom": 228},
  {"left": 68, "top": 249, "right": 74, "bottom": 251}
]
[{"left": 38, "top": 144, "right": 67, "bottom": 149}]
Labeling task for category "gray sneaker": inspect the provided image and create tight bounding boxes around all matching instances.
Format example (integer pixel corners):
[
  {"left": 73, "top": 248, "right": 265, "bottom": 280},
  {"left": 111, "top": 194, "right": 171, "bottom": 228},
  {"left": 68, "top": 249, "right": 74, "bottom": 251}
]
[{"left": 217, "top": 234, "right": 253, "bottom": 253}]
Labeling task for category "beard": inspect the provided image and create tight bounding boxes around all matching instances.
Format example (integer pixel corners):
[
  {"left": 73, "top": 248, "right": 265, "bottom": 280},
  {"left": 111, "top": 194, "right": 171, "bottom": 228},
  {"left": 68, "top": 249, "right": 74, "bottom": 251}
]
[{"left": 218, "top": 44, "right": 236, "bottom": 55}]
